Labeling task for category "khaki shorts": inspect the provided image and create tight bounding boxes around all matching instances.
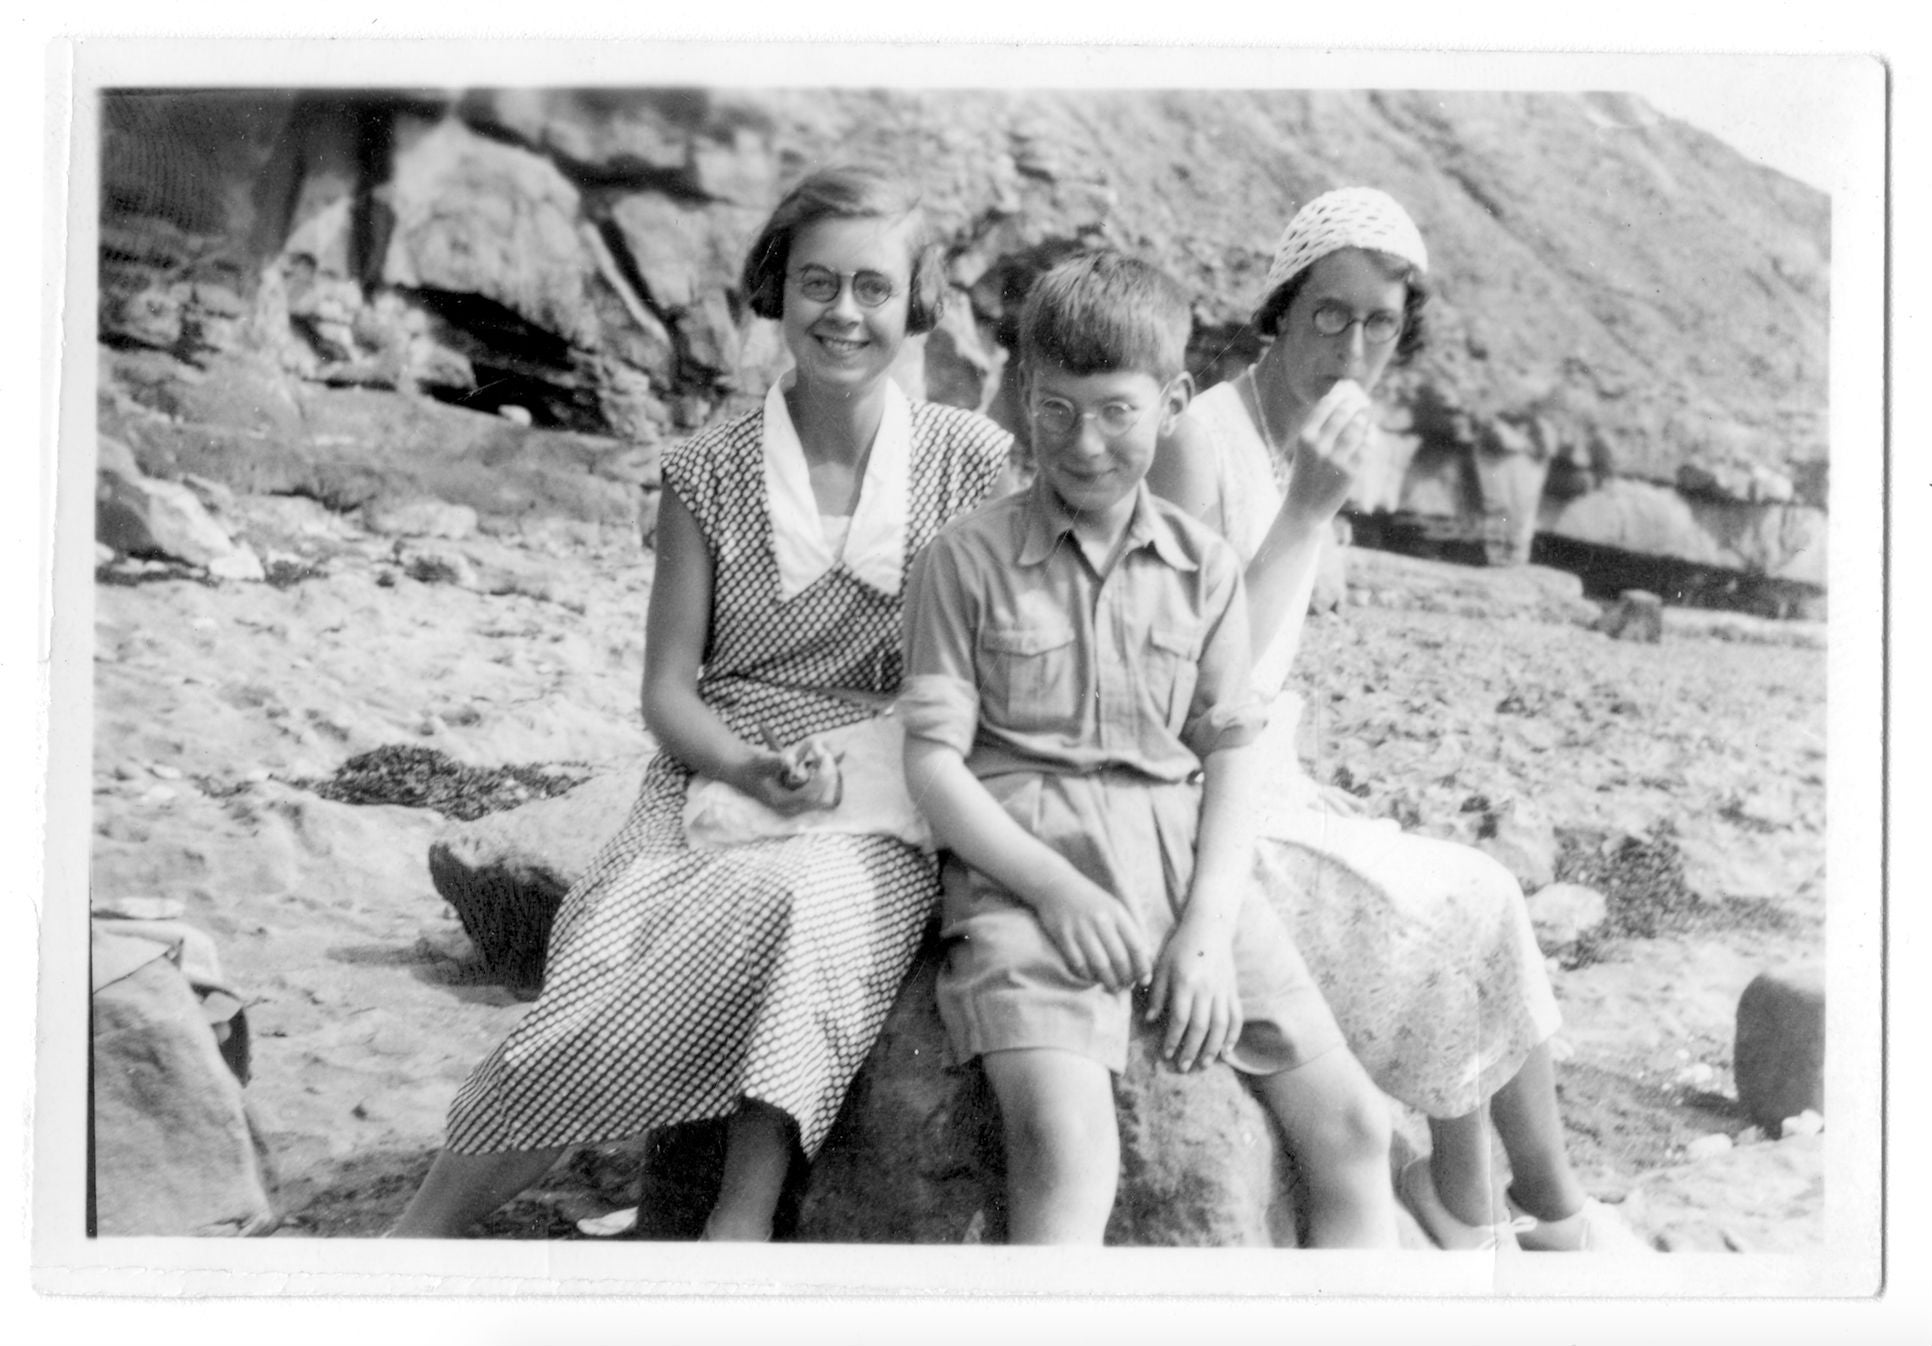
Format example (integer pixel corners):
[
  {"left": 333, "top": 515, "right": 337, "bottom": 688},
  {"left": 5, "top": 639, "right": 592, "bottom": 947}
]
[{"left": 934, "top": 770, "right": 1346, "bottom": 1077}]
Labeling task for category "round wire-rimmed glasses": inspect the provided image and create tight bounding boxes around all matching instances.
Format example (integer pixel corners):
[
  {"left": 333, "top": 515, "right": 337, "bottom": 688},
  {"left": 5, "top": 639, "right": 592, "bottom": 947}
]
[
  {"left": 1027, "top": 394, "right": 1160, "bottom": 442},
  {"left": 1311, "top": 300, "right": 1403, "bottom": 345},
  {"left": 789, "top": 265, "right": 899, "bottom": 308}
]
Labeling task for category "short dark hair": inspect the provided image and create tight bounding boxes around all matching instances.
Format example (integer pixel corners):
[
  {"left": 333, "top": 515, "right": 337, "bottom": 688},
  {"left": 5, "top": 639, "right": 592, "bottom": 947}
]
[
  {"left": 1017, "top": 251, "right": 1191, "bottom": 382},
  {"left": 1253, "top": 250, "right": 1430, "bottom": 366},
  {"left": 740, "top": 165, "right": 947, "bottom": 334}
]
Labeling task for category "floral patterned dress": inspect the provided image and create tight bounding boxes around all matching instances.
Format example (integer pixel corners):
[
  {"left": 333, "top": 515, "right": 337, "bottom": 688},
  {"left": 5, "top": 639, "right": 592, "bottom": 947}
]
[{"left": 1194, "top": 378, "right": 1560, "bottom": 1116}]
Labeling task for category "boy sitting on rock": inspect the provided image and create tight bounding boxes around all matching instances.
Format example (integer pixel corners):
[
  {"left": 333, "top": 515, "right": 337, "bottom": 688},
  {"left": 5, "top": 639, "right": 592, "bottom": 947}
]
[{"left": 900, "top": 251, "right": 1397, "bottom": 1245}]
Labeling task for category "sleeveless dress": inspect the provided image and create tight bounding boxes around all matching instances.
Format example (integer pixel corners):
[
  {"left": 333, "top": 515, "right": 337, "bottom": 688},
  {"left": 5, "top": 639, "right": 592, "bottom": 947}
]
[
  {"left": 444, "top": 395, "right": 1011, "bottom": 1158},
  {"left": 1193, "top": 379, "right": 1561, "bottom": 1117}
]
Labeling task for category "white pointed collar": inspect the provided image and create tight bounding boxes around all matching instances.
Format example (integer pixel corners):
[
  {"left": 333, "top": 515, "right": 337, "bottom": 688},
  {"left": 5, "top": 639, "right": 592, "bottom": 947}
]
[{"left": 762, "top": 374, "right": 912, "bottom": 601}]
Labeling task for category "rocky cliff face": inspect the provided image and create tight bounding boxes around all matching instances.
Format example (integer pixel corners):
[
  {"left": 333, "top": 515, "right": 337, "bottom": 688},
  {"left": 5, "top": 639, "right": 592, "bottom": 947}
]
[{"left": 96, "top": 85, "right": 1829, "bottom": 598}]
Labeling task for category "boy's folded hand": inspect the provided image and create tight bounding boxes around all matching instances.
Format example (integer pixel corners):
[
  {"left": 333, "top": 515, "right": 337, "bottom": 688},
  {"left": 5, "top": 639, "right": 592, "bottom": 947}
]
[
  {"left": 1030, "top": 876, "right": 1152, "bottom": 993},
  {"left": 1145, "top": 918, "right": 1243, "bottom": 1072}
]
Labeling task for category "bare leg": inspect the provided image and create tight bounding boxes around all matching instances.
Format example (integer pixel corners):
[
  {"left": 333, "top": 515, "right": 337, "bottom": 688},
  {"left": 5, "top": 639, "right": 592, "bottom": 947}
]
[
  {"left": 703, "top": 1099, "right": 795, "bottom": 1241},
  {"left": 1489, "top": 1042, "right": 1586, "bottom": 1222},
  {"left": 982, "top": 1048, "right": 1119, "bottom": 1244},
  {"left": 1250, "top": 1050, "right": 1398, "bottom": 1249},
  {"left": 1426, "top": 1110, "right": 1506, "bottom": 1228},
  {"left": 388, "top": 1145, "right": 569, "bottom": 1238}
]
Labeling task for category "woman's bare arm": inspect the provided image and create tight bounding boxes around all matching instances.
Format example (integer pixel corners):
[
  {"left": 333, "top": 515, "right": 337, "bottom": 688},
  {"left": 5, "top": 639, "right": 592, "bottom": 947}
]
[
  {"left": 642, "top": 488, "right": 825, "bottom": 813},
  {"left": 1240, "top": 381, "right": 1372, "bottom": 675},
  {"left": 1148, "top": 412, "right": 1224, "bottom": 530}
]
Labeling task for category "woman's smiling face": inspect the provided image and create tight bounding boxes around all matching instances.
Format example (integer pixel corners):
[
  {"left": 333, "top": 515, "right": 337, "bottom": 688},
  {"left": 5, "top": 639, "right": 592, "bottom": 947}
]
[{"left": 779, "top": 214, "right": 916, "bottom": 395}]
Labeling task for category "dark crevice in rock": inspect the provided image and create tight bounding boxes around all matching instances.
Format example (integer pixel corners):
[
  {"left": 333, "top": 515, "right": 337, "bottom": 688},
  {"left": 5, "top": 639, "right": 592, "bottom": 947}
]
[
  {"left": 582, "top": 214, "right": 712, "bottom": 402},
  {"left": 399, "top": 288, "right": 600, "bottom": 431},
  {"left": 1529, "top": 533, "right": 1824, "bottom": 618}
]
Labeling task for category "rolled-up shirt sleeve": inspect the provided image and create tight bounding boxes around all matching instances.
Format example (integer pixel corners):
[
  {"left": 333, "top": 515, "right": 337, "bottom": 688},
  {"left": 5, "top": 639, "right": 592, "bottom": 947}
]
[
  {"left": 1181, "top": 548, "right": 1268, "bottom": 758},
  {"left": 900, "top": 537, "right": 982, "bottom": 756}
]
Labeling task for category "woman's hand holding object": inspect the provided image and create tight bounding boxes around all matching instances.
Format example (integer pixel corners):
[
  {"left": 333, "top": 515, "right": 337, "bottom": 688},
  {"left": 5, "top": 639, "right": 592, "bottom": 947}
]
[
  {"left": 738, "top": 725, "right": 843, "bottom": 815},
  {"left": 1285, "top": 378, "right": 1372, "bottom": 525}
]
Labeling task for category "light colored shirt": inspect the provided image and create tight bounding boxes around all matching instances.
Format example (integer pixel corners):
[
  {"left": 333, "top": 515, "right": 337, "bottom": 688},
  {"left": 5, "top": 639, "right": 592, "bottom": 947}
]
[{"left": 901, "top": 477, "right": 1265, "bottom": 782}]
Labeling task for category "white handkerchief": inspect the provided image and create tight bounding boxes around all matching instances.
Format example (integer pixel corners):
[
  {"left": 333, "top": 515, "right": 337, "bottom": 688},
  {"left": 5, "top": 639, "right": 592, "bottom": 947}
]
[
  {"left": 762, "top": 375, "right": 912, "bottom": 601},
  {"left": 682, "top": 711, "right": 933, "bottom": 852}
]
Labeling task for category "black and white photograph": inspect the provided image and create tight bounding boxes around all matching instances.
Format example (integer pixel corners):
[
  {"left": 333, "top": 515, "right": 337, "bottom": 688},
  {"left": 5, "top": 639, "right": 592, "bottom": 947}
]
[{"left": 17, "top": 18, "right": 1907, "bottom": 1338}]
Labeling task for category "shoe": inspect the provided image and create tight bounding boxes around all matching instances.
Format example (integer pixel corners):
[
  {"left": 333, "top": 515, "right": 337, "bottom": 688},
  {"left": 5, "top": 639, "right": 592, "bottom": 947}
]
[
  {"left": 1398, "top": 1158, "right": 1535, "bottom": 1251},
  {"left": 575, "top": 1205, "right": 639, "bottom": 1237},
  {"left": 1507, "top": 1193, "right": 1653, "bottom": 1252}
]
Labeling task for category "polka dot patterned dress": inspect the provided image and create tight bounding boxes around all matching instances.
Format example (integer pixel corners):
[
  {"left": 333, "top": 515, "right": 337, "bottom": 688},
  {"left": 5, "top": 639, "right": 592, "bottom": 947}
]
[{"left": 445, "top": 399, "right": 1010, "bottom": 1159}]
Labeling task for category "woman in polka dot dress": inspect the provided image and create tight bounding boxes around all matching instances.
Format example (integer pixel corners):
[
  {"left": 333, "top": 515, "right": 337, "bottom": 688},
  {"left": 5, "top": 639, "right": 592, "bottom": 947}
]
[{"left": 392, "top": 167, "right": 1013, "bottom": 1240}]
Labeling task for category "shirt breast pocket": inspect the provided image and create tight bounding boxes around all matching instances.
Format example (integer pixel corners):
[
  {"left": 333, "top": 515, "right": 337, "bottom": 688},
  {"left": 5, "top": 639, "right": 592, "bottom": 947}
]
[
  {"left": 979, "top": 621, "right": 1078, "bottom": 734},
  {"left": 1146, "top": 625, "right": 1203, "bottom": 734}
]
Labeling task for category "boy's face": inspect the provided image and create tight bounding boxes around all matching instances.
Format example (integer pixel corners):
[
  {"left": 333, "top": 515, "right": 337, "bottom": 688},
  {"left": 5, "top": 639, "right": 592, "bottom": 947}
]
[{"left": 1024, "top": 362, "right": 1188, "bottom": 527}]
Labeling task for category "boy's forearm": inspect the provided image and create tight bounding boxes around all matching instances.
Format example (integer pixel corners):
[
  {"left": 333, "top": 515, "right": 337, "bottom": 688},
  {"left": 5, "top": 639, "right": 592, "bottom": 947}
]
[
  {"left": 905, "top": 738, "right": 1086, "bottom": 909},
  {"left": 1180, "top": 740, "right": 1265, "bottom": 934}
]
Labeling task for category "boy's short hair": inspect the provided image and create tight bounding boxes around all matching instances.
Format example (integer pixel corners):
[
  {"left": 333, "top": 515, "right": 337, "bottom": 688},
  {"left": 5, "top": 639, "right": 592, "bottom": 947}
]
[
  {"left": 1017, "top": 251, "right": 1192, "bottom": 383},
  {"left": 740, "top": 165, "right": 947, "bottom": 334}
]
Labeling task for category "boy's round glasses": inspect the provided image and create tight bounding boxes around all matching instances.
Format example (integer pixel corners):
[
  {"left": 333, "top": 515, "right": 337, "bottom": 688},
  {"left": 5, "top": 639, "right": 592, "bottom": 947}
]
[
  {"left": 790, "top": 264, "right": 898, "bottom": 308},
  {"left": 1028, "top": 395, "right": 1155, "bottom": 441},
  {"left": 1312, "top": 300, "right": 1403, "bottom": 345}
]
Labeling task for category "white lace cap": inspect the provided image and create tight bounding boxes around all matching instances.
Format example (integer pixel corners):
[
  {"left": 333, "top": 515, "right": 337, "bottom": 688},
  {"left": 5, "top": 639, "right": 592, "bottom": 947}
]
[{"left": 1263, "top": 187, "right": 1429, "bottom": 298}]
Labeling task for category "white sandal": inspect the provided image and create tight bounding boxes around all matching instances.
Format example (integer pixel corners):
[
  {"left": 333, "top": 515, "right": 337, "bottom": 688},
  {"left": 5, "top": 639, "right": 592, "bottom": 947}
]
[
  {"left": 1398, "top": 1158, "right": 1536, "bottom": 1251},
  {"left": 1507, "top": 1192, "right": 1653, "bottom": 1252}
]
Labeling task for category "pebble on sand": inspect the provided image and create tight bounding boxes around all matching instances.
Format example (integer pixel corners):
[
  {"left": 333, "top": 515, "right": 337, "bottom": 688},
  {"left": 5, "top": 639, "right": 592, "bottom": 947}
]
[{"left": 1686, "top": 1133, "right": 1734, "bottom": 1161}]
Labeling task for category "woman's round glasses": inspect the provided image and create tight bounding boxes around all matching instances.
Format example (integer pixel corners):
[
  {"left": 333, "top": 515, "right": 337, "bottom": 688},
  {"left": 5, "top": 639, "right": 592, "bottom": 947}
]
[
  {"left": 1027, "top": 395, "right": 1155, "bottom": 441},
  {"left": 790, "top": 265, "right": 898, "bottom": 308},
  {"left": 1312, "top": 300, "right": 1402, "bottom": 345}
]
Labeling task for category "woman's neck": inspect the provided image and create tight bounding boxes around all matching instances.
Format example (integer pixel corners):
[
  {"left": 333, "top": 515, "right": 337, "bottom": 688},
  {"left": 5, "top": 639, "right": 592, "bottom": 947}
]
[
  {"left": 1251, "top": 344, "right": 1314, "bottom": 449},
  {"left": 785, "top": 378, "right": 888, "bottom": 468}
]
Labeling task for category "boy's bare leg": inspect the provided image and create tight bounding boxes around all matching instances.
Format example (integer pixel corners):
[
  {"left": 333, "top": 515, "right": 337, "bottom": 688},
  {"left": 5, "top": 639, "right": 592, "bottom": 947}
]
[
  {"left": 704, "top": 1098, "right": 794, "bottom": 1241},
  {"left": 1249, "top": 1050, "right": 1399, "bottom": 1249},
  {"left": 1426, "top": 1110, "right": 1507, "bottom": 1228},
  {"left": 982, "top": 1047, "right": 1120, "bottom": 1244},
  {"left": 1487, "top": 1043, "right": 1587, "bottom": 1222},
  {"left": 388, "top": 1145, "right": 569, "bottom": 1237}
]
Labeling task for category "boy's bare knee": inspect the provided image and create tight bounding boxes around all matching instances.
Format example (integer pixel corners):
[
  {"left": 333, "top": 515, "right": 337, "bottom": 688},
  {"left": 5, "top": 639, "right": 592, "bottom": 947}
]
[
  {"left": 1003, "top": 1091, "right": 1114, "bottom": 1168},
  {"left": 1325, "top": 1087, "right": 1392, "bottom": 1165},
  {"left": 1257, "top": 1055, "right": 1392, "bottom": 1169},
  {"left": 984, "top": 1049, "right": 1118, "bottom": 1174}
]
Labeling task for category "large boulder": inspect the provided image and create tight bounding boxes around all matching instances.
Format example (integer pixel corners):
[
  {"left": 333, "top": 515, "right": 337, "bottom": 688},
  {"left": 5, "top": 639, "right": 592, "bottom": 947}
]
[
  {"left": 798, "top": 943, "right": 1302, "bottom": 1245},
  {"left": 1538, "top": 478, "right": 1827, "bottom": 587},
  {"left": 91, "top": 921, "right": 275, "bottom": 1236},
  {"left": 102, "top": 354, "right": 656, "bottom": 531},
  {"left": 427, "top": 771, "right": 1433, "bottom": 1246},
  {"left": 95, "top": 435, "right": 265, "bottom": 578},
  {"left": 1733, "top": 964, "right": 1825, "bottom": 1132},
  {"left": 426, "top": 768, "right": 644, "bottom": 990},
  {"left": 383, "top": 116, "right": 602, "bottom": 348}
]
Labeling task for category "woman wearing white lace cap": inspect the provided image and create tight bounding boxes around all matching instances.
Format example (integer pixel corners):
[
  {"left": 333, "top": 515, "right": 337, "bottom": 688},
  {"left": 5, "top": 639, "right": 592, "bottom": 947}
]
[{"left": 1150, "top": 187, "right": 1647, "bottom": 1252}]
